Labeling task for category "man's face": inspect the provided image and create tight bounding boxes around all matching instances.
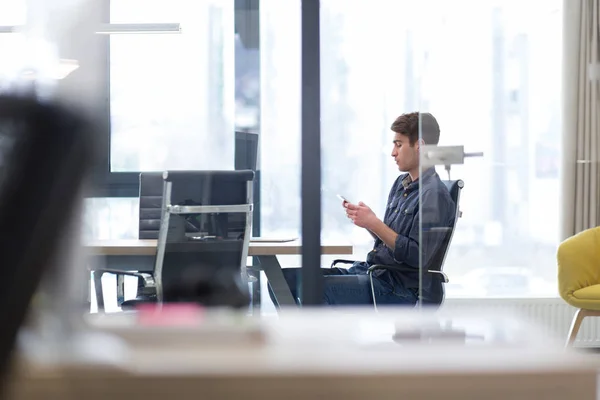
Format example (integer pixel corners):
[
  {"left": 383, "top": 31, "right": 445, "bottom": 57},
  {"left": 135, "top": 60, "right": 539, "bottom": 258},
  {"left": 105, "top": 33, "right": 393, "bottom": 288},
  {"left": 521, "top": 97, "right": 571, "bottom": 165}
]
[{"left": 391, "top": 132, "right": 419, "bottom": 172}]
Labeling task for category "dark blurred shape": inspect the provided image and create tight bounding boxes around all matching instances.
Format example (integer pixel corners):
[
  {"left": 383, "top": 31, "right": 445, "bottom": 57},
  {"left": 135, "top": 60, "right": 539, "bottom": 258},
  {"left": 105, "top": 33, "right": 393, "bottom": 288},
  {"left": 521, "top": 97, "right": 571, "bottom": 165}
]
[{"left": 0, "top": 95, "right": 97, "bottom": 394}]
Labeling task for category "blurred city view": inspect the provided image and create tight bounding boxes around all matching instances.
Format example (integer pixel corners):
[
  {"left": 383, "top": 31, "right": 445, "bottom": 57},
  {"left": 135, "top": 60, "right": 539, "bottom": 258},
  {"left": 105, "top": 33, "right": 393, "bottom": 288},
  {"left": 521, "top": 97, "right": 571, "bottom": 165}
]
[{"left": 0, "top": 0, "right": 561, "bottom": 299}]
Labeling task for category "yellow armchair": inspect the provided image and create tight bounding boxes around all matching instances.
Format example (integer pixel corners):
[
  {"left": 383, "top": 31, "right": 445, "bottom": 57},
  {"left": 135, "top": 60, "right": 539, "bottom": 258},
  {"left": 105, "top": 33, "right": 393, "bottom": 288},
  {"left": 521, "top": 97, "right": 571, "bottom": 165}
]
[{"left": 557, "top": 226, "right": 600, "bottom": 346}]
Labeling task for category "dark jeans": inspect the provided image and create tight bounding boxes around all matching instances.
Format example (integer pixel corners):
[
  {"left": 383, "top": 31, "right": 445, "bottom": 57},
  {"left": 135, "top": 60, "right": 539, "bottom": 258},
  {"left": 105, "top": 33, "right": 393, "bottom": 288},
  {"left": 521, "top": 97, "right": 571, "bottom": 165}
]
[{"left": 268, "top": 262, "right": 418, "bottom": 306}]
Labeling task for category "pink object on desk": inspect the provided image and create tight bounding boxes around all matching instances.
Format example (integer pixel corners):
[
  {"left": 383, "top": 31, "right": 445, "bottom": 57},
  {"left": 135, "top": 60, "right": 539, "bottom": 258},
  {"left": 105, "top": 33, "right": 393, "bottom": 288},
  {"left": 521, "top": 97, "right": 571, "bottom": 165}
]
[{"left": 136, "top": 303, "right": 205, "bottom": 326}]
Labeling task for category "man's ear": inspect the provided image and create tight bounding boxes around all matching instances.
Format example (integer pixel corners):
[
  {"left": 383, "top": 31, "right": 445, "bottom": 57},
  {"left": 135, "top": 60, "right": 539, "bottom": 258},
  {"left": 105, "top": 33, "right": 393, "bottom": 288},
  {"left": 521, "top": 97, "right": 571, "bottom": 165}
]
[{"left": 416, "top": 138, "right": 426, "bottom": 151}]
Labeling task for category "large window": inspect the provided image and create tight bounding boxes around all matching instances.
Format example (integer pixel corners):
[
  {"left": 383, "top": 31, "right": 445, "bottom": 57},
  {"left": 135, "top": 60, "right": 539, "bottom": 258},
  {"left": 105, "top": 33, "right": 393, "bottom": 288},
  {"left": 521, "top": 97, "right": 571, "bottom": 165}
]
[
  {"left": 85, "top": 0, "right": 258, "bottom": 241},
  {"left": 5, "top": 0, "right": 562, "bottom": 299},
  {"left": 412, "top": 0, "right": 563, "bottom": 297},
  {"left": 260, "top": 0, "right": 562, "bottom": 297},
  {"left": 109, "top": 0, "right": 235, "bottom": 172},
  {"left": 0, "top": 0, "right": 24, "bottom": 25}
]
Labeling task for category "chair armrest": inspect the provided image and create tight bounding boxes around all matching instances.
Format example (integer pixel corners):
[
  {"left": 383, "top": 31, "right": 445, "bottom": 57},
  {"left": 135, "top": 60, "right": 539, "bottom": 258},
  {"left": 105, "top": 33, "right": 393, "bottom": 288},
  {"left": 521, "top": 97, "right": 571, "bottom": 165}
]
[
  {"left": 367, "top": 263, "right": 414, "bottom": 274},
  {"left": 331, "top": 259, "right": 357, "bottom": 267},
  {"left": 429, "top": 270, "right": 449, "bottom": 283},
  {"left": 367, "top": 264, "right": 449, "bottom": 283}
]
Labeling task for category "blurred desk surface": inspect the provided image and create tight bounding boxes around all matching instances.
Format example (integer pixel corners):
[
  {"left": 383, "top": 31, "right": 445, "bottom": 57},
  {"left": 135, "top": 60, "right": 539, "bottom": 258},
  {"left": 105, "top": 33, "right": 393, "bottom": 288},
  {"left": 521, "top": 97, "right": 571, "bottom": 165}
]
[
  {"left": 86, "top": 239, "right": 353, "bottom": 257},
  {"left": 8, "top": 309, "right": 598, "bottom": 400},
  {"left": 10, "top": 354, "right": 595, "bottom": 400}
]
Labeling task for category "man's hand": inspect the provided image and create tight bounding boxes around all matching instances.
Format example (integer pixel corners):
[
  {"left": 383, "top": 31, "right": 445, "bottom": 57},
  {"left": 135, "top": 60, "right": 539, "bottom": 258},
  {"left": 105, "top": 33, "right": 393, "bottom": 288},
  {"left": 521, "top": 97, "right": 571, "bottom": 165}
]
[
  {"left": 344, "top": 201, "right": 398, "bottom": 248},
  {"left": 345, "top": 201, "right": 379, "bottom": 230}
]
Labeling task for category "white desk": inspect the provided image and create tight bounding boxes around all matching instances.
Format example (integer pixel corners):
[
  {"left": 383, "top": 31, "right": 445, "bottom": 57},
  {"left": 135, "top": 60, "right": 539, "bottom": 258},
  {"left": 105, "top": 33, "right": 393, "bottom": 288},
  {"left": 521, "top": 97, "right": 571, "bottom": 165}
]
[
  {"left": 87, "top": 239, "right": 352, "bottom": 257},
  {"left": 86, "top": 239, "right": 354, "bottom": 307}
]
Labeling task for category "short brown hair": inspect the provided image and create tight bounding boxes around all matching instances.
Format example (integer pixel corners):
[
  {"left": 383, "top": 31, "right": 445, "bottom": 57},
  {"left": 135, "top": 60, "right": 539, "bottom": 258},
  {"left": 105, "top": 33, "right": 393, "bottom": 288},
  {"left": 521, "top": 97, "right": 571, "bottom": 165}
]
[{"left": 390, "top": 112, "right": 440, "bottom": 145}]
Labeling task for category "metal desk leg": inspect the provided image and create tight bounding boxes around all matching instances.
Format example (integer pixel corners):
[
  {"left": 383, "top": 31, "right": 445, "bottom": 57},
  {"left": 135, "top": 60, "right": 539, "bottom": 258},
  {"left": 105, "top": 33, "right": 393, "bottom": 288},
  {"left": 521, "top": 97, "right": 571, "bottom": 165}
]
[
  {"left": 249, "top": 273, "right": 261, "bottom": 313},
  {"left": 84, "top": 270, "right": 92, "bottom": 312},
  {"left": 258, "top": 255, "right": 297, "bottom": 307},
  {"left": 93, "top": 270, "right": 105, "bottom": 312},
  {"left": 250, "top": 256, "right": 261, "bottom": 313},
  {"left": 116, "top": 275, "right": 125, "bottom": 306}
]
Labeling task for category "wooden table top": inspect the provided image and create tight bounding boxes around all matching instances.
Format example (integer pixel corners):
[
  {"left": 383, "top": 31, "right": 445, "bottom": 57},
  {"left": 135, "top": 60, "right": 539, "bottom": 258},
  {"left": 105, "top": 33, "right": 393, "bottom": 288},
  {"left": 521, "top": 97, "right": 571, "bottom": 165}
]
[{"left": 85, "top": 239, "right": 353, "bottom": 257}]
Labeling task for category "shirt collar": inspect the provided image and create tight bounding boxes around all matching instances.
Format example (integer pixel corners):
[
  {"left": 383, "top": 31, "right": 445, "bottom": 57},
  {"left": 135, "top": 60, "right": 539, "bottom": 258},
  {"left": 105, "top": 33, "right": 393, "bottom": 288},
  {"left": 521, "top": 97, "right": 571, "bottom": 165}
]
[{"left": 401, "top": 167, "right": 437, "bottom": 190}]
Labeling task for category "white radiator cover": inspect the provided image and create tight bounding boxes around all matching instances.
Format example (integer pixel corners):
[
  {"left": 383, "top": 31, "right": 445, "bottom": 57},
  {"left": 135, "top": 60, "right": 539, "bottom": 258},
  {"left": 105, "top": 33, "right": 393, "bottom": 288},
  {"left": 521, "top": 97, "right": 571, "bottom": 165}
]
[{"left": 443, "top": 298, "right": 599, "bottom": 347}]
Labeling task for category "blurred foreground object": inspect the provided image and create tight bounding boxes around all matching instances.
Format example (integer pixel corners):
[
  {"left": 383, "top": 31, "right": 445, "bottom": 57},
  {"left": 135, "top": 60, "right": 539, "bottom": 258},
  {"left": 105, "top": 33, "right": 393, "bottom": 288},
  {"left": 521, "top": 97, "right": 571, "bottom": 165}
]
[
  {"left": 6, "top": 308, "right": 599, "bottom": 399},
  {"left": 0, "top": 94, "right": 96, "bottom": 396}
]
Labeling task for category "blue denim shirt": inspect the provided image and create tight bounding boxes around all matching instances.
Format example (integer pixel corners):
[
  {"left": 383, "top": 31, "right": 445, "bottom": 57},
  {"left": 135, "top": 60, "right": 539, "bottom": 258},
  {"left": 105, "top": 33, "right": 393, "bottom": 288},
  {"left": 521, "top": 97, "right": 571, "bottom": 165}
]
[{"left": 365, "top": 168, "right": 455, "bottom": 290}]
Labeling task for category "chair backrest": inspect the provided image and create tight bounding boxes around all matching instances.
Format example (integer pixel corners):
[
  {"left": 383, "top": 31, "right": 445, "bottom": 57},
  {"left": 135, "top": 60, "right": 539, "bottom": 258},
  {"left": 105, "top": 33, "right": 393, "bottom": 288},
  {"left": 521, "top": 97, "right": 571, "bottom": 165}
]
[
  {"left": 557, "top": 226, "right": 600, "bottom": 307},
  {"left": 154, "top": 170, "right": 254, "bottom": 308},
  {"left": 421, "top": 179, "right": 464, "bottom": 306},
  {"left": 139, "top": 171, "right": 241, "bottom": 239},
  {"left": 235, "top": 131, "right": 261, "bottom": 237},
  {"left": 138, "top": 172, "right": 163, "bottom": 239}
]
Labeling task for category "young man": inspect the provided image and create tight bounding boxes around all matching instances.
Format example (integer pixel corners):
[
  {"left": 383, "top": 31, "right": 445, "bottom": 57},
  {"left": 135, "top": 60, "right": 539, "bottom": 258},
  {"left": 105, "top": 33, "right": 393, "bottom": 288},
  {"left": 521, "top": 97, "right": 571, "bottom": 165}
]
[{"left": 269, "top": 112, "right": 456, "bottom": 306}]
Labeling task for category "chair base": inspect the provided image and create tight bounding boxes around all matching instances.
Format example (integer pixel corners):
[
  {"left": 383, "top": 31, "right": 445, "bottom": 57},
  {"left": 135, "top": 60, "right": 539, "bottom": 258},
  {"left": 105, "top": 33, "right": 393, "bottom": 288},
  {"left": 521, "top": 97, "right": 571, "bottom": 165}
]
[
  {"left": 120, "top": 295, "right": 157, "bottom": 310},
  {"left": 566, "top": 308, "right": 600, "bottom": 347}
]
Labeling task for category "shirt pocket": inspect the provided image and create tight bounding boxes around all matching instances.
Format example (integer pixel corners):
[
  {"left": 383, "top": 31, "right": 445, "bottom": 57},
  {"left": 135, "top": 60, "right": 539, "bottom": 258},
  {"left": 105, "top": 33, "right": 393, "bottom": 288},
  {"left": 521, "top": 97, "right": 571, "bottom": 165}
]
[
  {"left": 387, "top": 195, "right": 402, "bottom": 210},
  {"left": 387, "top": 204, "right": 416, "bottom": 234},
  {"left": 393, "top": 205, "right": 417, "bottom": 233},
  {"left": 401, "top": 205, "right": 416, "bottom": 216}
]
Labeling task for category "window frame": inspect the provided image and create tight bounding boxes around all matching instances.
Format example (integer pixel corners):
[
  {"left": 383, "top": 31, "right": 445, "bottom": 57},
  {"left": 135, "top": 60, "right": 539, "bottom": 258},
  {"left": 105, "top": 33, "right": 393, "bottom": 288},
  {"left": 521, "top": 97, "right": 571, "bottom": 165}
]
[{"left": 93, "top": 0, "right": 260, "bottom": 198}]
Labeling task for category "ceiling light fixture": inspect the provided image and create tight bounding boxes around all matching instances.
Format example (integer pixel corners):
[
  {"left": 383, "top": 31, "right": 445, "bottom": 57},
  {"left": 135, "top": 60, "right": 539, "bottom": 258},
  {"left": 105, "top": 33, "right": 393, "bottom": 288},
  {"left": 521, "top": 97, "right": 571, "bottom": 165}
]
[
  {"left": 0, "top": 23, "right": 182, "bottom": 35},
  {"left": 95, "top": 23, "right": 181, "bottom": 34}
]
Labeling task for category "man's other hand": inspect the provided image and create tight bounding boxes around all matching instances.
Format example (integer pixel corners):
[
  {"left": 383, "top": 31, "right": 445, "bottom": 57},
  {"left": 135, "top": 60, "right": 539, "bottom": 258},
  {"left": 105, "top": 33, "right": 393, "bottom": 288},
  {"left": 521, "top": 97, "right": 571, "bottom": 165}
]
[{"left": 345, "top": 201, "right": 378, "bottom": 229}]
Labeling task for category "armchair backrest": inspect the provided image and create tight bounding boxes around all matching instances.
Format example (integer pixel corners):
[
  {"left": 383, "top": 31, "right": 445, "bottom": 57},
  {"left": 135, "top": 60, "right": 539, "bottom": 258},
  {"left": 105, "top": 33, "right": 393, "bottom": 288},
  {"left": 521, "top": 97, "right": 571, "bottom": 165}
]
[
  {"left": 558, "top": 226, "right": 600, "bottom": 306},
  {"left": 421, "top": 179, "right": 464, "bottom": 306},
  {"left": 154, "top": 170, "right": 254, "bottom": 308}
]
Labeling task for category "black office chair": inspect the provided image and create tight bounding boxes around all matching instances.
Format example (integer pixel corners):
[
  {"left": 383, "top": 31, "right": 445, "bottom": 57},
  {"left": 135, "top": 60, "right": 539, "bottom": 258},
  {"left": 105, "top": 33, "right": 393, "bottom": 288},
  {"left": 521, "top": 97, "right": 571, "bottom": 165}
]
[
  {"left": 93, "top": 172, "right": 163, "bottom": 309},
  {"left": 95, "top": 170, "right": 255, "bottom": 309},
  {"left": 331, "top": 180, "right": 464, "bottom": 309},
  {"left": 96, "top": 172, "right": 234, "bottom": 308},
  {"left": 137, "top": 169, "right": 261, "bottom": 310}
]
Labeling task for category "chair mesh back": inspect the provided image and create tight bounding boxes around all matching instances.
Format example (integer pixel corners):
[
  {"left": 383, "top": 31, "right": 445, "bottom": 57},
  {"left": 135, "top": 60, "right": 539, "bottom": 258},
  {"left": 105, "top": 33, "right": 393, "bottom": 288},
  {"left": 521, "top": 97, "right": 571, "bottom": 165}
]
[{"left": 421, "top": 179, "right": 463, "bottom": 306}]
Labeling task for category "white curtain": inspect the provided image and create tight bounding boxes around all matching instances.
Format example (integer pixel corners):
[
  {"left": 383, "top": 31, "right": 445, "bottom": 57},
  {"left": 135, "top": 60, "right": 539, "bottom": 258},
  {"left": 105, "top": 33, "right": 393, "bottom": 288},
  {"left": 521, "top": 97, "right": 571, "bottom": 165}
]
[{"left": 561, "top": 0, "right": 600, "bottom": 239}]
